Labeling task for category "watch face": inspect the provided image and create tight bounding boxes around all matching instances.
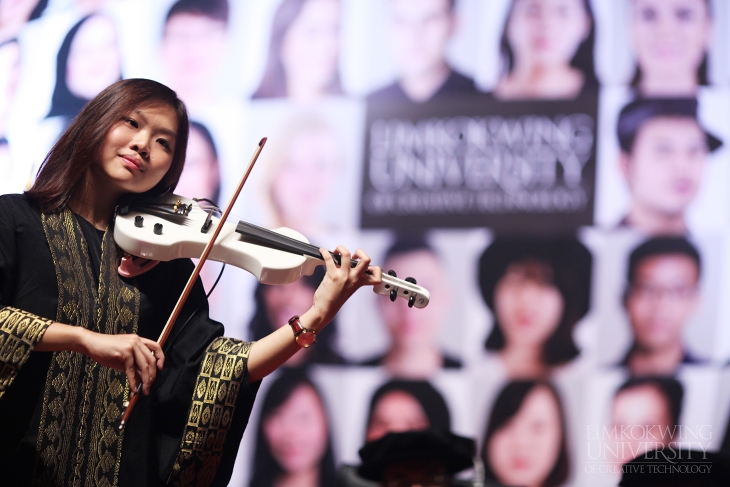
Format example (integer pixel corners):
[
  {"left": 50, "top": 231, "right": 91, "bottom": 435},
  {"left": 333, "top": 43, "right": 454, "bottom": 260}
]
[{"left": 296, "top": 329, "right": 316, "bottom": 348}]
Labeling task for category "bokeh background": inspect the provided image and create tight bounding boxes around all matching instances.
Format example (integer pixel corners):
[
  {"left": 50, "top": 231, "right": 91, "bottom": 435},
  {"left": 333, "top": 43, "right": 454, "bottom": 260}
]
[{"left": 3, "top": 0, "right": 730, "bottom": 486}]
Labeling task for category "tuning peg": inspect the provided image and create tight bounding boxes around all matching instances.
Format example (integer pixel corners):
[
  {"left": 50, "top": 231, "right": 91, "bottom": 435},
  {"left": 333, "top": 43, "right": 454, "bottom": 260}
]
[
  {"left": 408, "top": 295, "right": 416, "bottom": 308},
  {"left": 387, "top": 269, "right": 397, "bottom": 277},
  {"left": 405, "top": 277, "right": 417, "bottom": 285},
  {"left": 390, "top": 289, "right": 397, "bottom": 302}
]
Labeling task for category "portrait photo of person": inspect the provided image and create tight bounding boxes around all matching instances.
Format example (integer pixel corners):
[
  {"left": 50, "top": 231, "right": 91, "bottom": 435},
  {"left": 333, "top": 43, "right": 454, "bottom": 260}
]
[
  {"left": 359, "top": 235, "right": 459, "bottom": 378},
  {"left": 477, "top": 237, "right": 592, "bottom": 380},
  {"left": 160, "top": 0, "right": 229, "bottom": 106},
  {"left": 614, "top": 97, "right": 722, "bottom": 235},
  {"left": 45, "top": 14, "right": 122, "bottom": 125},
  {"left": 628, "top": 0, "right": 713, "bottom": 97},
  {"left": 365, "top": 379, "right": 451, "bottom": 443},
  {"left": 249, "top": 370, "right": 337, "bottom": 487},
  {"left": 173, "top": 120, "right": 221, "bottom": 203},
  {"left": 255, "top": 110, "right": 350, "bottom": 238},
  {"left": 481, "top": 380, "right": 570, "bottom": 487},
  {"left": 0, "top": 0, "right": 46, "bottom": 43},
  {"left": 619, "top": 237, "right": 707, "bottom": 376},
  {"left": 608, "top": 376, "right": 683, "bottom": 465},
  {"left": 491, "top": 0, "right": 596, "bottom": 101},
  {"left": 248, "top": 267, "right": 346, "bottom": 368},
  {"left": 367, "top": 0, "right": 478, "bottom": 104},
  {"left": 0, "top": 38, "right": 21, "bottom": 195},
  {"left": 252, "top": 0, "right": 342, "bottom": 102}
]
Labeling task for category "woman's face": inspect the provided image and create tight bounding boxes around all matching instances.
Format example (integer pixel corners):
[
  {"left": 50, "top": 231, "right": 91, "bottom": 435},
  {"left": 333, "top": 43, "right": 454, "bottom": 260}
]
[
  {"left": 610, "top": 384, "right": 674, "bottom": 465},
  {"left": 378, "top": 250, "right": 449, "bottom": 351},
  {"left": 66, "top": 16, "right": 122, "bottom": 100},
  {"left": 487, "top": 386, "right": 563, "bottom": 487},
  {"left": 506, "top": 0, "right": 591, "bottom": 69},
  {"left": 0, "top": 0, "right": 38, "bottom": 28},
  {"left": 632, "top": 0, "right": 711, "bottom": 83},
  {"left": 271, "top": 126, "right": 339, "bottom": 227},
  {"left": 174, "top": 127, "right": 219, "bottom": 201},
  {"left": 494, "top": 261, "right": 564, "bottom": 349},
  {"left": 0, "top": 41, "right": 21, "bottom": 118},
  {"left": 366, "top": 390, "right": 430, "bottom": 442},
  {"left": 263, "top": 384, "right": 329, "bottom": 474},
  {"left": 93, "top": 104, "right": 177, "bottom": 197},
  {"left": 262, "top": 280, "right": 315, "bottom": 331},
  {"left": 280, "top": 0, "right": 340, "bottom": 95}
]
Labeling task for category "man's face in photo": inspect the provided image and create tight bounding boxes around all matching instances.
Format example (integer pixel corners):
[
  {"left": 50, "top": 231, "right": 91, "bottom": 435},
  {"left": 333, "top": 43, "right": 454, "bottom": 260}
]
[
  {"left": 625, "top": 253, "right": 699, "bottom": 351},
  {"left": 388, "top": 0, "right": 454, "bottom": 79},
  {"left": 621, "top": 116, "right": 709, "bottom": 218}
]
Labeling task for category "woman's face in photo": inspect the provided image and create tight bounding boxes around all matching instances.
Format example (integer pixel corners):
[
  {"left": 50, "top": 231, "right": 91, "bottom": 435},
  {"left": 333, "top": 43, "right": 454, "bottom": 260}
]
[
  {"left": 621, "top": 116, "right": 708, "bottom": 218},
  {"left": 262, "top": 280, "right": 315, "bottom": 332},
  {"left": 263, "top": 384, "right": 329, "bottom": 474},
  {"left": 378, "top": 250, "right": 449, "bottom": 351},
  {"left": 631, "top": 0, "right": 711, "bottom": 82},
  {"left": 610, "top": 384, "right": 674, "bottom": 465},
  {"left": 174, "top": 126, "right": 219, "bottom": 201},
  {"left": 366, "top": 390, "right": 430, "bottom": 442},
  {"left": 161, "top": 13, "right": 227, "bottom": 96},
  {"left": 280, "top": 0, "right": 340, "bottom": 94},
  {"left": 271, "top": 126, "right": 339, "bottom": 226},
  {"left": 494, "top": 261, "right": 564, "bottom": 349},
  {"left": 66, "top": 16, "right": 121, "bottom": 100},
  {"left": 506, "top": 0, "right": 590, "bottom": 69},
  {"left": 487, "top": 386, "right": 563, "bottom": 487},
  {"left": 0, "top": 41, "right": 21, "bottom": 117}
]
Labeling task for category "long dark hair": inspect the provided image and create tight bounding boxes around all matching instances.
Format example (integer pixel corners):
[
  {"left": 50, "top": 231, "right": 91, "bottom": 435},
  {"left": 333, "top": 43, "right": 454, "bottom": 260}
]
[
  {"left": 252, "top": 0, "right": 342, "bottom": 99},
  {"left": 481, "top": 380, "right": 569, "bottom": 487},
  {"left": 478, "top": 237, "right": 592, "bottom": 365},
  {"left": 46, "top": 15, "right": 122, "bottom": 120},
  {"left": 249, "top": 370, "right": 337, "bottom": 487},
  {"left": 499, "top": 0, "right": 597, "bottom": 85},
  {"left": 630, "top": 0, "right": 712, "bottom": 88},
  {"left": 28, "top": 78, "right": 189, "bottom": 212},
  {"left": 248, "top": 266, "right": 344, "bottom": 365}
]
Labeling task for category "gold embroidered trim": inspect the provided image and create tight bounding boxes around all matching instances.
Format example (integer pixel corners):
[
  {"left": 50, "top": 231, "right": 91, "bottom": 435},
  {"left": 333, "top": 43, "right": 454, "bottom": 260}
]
[
  {"left": 0, "top": 307, "right": 52, "bottom": 399},
  {"left": 33, "top": 210, "right": 140, "bottom": 487},
  {"left": 168, "top": 337, "right": 252, "bottom": 487}
]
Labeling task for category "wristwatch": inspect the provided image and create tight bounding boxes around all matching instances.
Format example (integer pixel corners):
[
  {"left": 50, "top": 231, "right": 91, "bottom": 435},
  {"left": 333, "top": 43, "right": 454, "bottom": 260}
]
[{"left": 288, "top": 315, "right": 316, "bottom": 348}]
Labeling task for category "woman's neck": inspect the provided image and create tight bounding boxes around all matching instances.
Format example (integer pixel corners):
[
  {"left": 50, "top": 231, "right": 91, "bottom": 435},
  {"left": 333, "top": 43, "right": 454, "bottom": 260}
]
[
  {"left": 69, "top": 176, "right": 122, "bottom": 230},
  {"left": 499, "top": 342, "right": 549, "bottom": 379},
  {"left": 383, "top": 345, "right": 442, "bottom": 379},
  {"left": 639, "top": 73, "right": 698, "bottom": 98},
  {"left": 496, "top": 62, "right": 584, "bottom": 100},
  {"left": 274, "top": 468, "right": 320, "bottom": 487}
]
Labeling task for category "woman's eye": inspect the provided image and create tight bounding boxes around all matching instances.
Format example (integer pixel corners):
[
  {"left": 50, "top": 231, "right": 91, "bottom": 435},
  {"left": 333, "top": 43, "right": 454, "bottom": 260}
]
[
  {"left": 126, "top": 118, "right": 139, "bottom": 128},
  {"left": 157, "top": 139, "right": 170, "bottom": 150}
]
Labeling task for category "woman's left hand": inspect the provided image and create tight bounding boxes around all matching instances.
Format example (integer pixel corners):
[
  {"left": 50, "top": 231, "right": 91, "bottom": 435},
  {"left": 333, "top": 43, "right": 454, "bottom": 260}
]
[{"left": 309, "top": 246, "right": 382, "bottom": 327}]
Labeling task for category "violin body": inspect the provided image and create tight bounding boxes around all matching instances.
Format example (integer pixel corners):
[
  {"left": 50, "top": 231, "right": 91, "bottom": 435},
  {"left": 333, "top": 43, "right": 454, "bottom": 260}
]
[{"left": 114, "top": 194, "right": 430, "bottom": 308}]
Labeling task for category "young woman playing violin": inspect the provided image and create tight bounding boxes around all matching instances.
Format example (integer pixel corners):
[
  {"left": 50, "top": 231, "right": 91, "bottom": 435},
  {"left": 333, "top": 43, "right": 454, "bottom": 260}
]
[{"left": 0, "top": 78, "right": 382, "bottom": 486}]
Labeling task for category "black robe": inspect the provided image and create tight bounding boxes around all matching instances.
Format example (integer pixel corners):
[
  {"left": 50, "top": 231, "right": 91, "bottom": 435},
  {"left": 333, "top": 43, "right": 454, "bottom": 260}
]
[{"left": 0, "top": 194, "right": 258, "bottom": 486}]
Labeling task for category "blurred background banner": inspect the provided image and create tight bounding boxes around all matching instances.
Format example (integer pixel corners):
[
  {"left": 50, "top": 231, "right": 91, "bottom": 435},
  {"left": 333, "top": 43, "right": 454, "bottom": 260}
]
[{"left": 3, "top": 0, "right": 730, "bottom": 486}]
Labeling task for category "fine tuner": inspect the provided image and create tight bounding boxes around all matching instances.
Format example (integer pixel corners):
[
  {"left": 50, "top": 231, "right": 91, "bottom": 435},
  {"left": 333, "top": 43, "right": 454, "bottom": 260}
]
[{"left": 114, "top": 193, "right": 430, "bottom": 309}]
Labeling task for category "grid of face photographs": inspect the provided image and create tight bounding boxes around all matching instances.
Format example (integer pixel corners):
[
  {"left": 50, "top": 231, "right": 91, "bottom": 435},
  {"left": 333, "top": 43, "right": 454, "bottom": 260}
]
[{"left": 3, "top": 0, "right": 730, "bottom": 485}]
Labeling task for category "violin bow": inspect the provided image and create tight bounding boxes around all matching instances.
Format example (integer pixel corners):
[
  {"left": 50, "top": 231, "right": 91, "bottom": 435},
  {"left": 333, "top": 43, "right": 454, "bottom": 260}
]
[{"left": 118, "top": 137, "right": 267, "bottom": 430}]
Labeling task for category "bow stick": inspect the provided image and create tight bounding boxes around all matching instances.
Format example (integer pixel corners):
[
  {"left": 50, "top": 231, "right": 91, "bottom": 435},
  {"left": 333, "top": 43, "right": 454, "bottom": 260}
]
[{"left": 118, "top": 137, "right": 267, "bottom": 430}]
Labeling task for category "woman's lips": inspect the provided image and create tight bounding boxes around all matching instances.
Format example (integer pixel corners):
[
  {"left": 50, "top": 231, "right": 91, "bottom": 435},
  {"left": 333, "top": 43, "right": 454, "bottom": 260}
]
[{"left": 120, "top": 154, "right": 143, "bottom": 171}]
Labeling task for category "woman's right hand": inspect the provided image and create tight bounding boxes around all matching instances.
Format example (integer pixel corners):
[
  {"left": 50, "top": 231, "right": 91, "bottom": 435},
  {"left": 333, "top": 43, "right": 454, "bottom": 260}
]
[
  {"left": 78, "top": 330, "right": 164, "bottom": 396},
  {"left": 36, "top": 323, "right": 164, "bottom": 396}
]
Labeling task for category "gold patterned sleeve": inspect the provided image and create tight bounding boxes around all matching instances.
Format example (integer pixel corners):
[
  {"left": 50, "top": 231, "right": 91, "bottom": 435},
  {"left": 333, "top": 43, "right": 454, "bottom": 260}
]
[
  {"left": 0, "top": 307, "right": 53, "bottom": 399},
  {"left": 168, "top": 336, "right": 256, "bottom": 487}
]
